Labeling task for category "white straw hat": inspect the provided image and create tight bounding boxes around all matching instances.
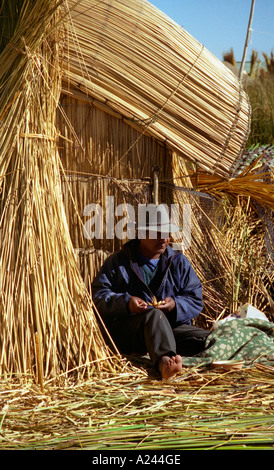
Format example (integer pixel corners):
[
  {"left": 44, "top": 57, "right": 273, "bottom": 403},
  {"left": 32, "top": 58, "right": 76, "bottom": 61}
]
[{"left": 137, "top": 204, "right": 181, "bottom": 234}]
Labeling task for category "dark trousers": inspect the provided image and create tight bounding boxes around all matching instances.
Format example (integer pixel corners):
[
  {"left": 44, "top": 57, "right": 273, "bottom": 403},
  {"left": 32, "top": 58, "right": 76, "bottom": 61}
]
[{"left": 107, "top": 308, "right": 210, "bottom": 368}]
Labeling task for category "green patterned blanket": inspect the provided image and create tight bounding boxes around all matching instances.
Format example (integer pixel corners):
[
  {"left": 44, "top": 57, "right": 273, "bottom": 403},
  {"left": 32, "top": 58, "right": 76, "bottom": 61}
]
[{"left": 182, "top": 318, "right": 274, "bottom": 367}]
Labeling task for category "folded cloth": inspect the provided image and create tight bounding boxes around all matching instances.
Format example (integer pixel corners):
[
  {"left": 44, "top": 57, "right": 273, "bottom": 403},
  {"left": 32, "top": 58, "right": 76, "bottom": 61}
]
[{"left": 181, "top": 318, "right": 274, "bottom": 367}]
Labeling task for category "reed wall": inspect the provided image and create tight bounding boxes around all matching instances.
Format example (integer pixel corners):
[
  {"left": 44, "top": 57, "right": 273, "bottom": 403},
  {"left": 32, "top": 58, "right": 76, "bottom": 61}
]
[
  {"left": 58, "top": 93, "right": 172, "bottom": 179},
  {"left": 57, "top": 93, "right": 175, "bottom": 283}
]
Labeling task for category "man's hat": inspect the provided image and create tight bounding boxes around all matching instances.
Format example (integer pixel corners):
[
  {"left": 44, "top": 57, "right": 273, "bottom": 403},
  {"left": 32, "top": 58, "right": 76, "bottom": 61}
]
[{"left": 137, "top": 204, "right": 181, "bottom": 234}]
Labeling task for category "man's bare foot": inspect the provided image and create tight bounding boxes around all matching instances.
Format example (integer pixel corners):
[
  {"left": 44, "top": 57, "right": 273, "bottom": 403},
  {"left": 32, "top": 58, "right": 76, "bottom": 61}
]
[{"left": 158, "top": 355, "right": 182, "bottom": 380}]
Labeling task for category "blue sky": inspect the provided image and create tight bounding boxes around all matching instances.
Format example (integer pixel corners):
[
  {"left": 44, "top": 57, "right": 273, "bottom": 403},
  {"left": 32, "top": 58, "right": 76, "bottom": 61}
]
[{"left": 149, "top": 0, "right": 274, "bottom": 62}]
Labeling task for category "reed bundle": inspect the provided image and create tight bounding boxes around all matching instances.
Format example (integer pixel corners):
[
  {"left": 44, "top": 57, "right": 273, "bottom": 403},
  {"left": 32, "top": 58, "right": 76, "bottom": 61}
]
[
  {"left": 0, "top": 363, "right": 274, "bottom": 450},
  {"left": 61, "top": 0, "right": 250, "bottom": 178},
  {"left": 191, "top": 160, "right": 274, "bottom": 211},
  {"left": 0, "top": 0, "right": 121, "bottom": 379}
]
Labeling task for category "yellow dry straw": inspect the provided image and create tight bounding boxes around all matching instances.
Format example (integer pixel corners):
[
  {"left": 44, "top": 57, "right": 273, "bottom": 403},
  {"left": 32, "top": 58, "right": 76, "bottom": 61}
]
[
  {"left": 168, "top": 155, "right": 273, "bottom": 323},
  {"left": 0, "top": 0, "right": 122, "bottom": 379},
  {"left": 188, "top": 155, "right": 274, "bottom": 212},
  {"left": 0, "top": 363, "right": 274, "bottom": 450}
]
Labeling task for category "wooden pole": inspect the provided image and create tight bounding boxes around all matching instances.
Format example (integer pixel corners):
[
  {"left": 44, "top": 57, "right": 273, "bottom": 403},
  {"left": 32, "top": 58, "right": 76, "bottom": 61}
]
[
  {"left": 35, "top": 332, "right": 44, "bottom": 394},
  {"left": 153, "top": 166, "right": 160, "bottom": 205},
  {"left": 238, "top": 0, "right": 256, "bottom": 80}
]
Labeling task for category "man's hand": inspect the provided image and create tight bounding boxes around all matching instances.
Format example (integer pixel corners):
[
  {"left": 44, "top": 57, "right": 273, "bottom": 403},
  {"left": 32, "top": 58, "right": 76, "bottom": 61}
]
[
  {"left": 158, "top": 297, "right": 175, "bottom": 312},
  {"left": 128, "top": 296, "right": 148, "bottom": 314}
]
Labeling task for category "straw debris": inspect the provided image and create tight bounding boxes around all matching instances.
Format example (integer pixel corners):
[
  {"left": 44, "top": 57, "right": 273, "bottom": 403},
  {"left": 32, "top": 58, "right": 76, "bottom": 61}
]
[{"left": 0, "top": 364, "right": 274, "bottom": 450}]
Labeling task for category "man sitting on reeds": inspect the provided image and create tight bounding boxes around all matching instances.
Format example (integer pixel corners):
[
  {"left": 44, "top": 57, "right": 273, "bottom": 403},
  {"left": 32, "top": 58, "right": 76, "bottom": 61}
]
[{"left": 92, "top": 205, "right": 209, "bottom": 380}]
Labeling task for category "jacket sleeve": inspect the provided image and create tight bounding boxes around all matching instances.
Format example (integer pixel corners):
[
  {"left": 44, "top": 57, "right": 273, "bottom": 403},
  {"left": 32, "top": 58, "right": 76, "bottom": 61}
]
[
  {"left": 172, "top": 256, "right": 203, "bottom": 325},
  {"left": 91, "top": 253, "right": 132, "bottom": 321}
]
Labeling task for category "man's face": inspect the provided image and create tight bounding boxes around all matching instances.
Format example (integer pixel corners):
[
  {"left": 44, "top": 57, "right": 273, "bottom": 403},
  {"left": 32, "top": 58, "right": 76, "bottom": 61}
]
[{"left": 139, "top": 232, "right": 171, "bottom": 259}]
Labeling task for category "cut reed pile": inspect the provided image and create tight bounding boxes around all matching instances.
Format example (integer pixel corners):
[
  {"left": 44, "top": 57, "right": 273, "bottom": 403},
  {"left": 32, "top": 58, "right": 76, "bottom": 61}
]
[
  {"left": 0, "top": 0, "right": 121, "bottom": 380},
  {"left": 62, "top": 0, "right": 250, "bottom": 178},
  {"left": 191, "top": 156, "right": 274, "bottom": 212},
  {"left": 0, "top": 363, "right": 274, "bottom": 450}
]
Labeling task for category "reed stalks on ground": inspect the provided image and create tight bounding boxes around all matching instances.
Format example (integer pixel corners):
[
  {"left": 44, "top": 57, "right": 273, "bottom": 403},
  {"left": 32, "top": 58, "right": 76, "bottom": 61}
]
[{"left": 0, "top": 363, "right": 274, "bottom": 450}]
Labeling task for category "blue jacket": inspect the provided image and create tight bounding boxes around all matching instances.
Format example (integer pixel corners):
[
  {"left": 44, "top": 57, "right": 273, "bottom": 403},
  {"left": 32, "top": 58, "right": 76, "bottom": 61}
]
[{"left": 92, "top": 239, "right": 203, "bottom": 327}]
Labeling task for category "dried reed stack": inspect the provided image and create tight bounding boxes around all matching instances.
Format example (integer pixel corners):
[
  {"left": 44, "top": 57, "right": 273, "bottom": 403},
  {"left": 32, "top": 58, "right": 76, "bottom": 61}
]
[
  {"left": 61, "top": 0, "right": 250, "bottom": 179},
  {"left": 0, "top": 0, "right": 119, "bottom": 379},
  {"left": 191, "top": 163, "right": 274, "bottom": 212}
]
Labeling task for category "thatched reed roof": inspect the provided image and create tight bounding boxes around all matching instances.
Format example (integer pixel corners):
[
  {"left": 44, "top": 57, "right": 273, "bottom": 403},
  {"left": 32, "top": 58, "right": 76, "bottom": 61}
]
[{"left": 62, "top": 0, "right": 250, "bottom": 178}]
